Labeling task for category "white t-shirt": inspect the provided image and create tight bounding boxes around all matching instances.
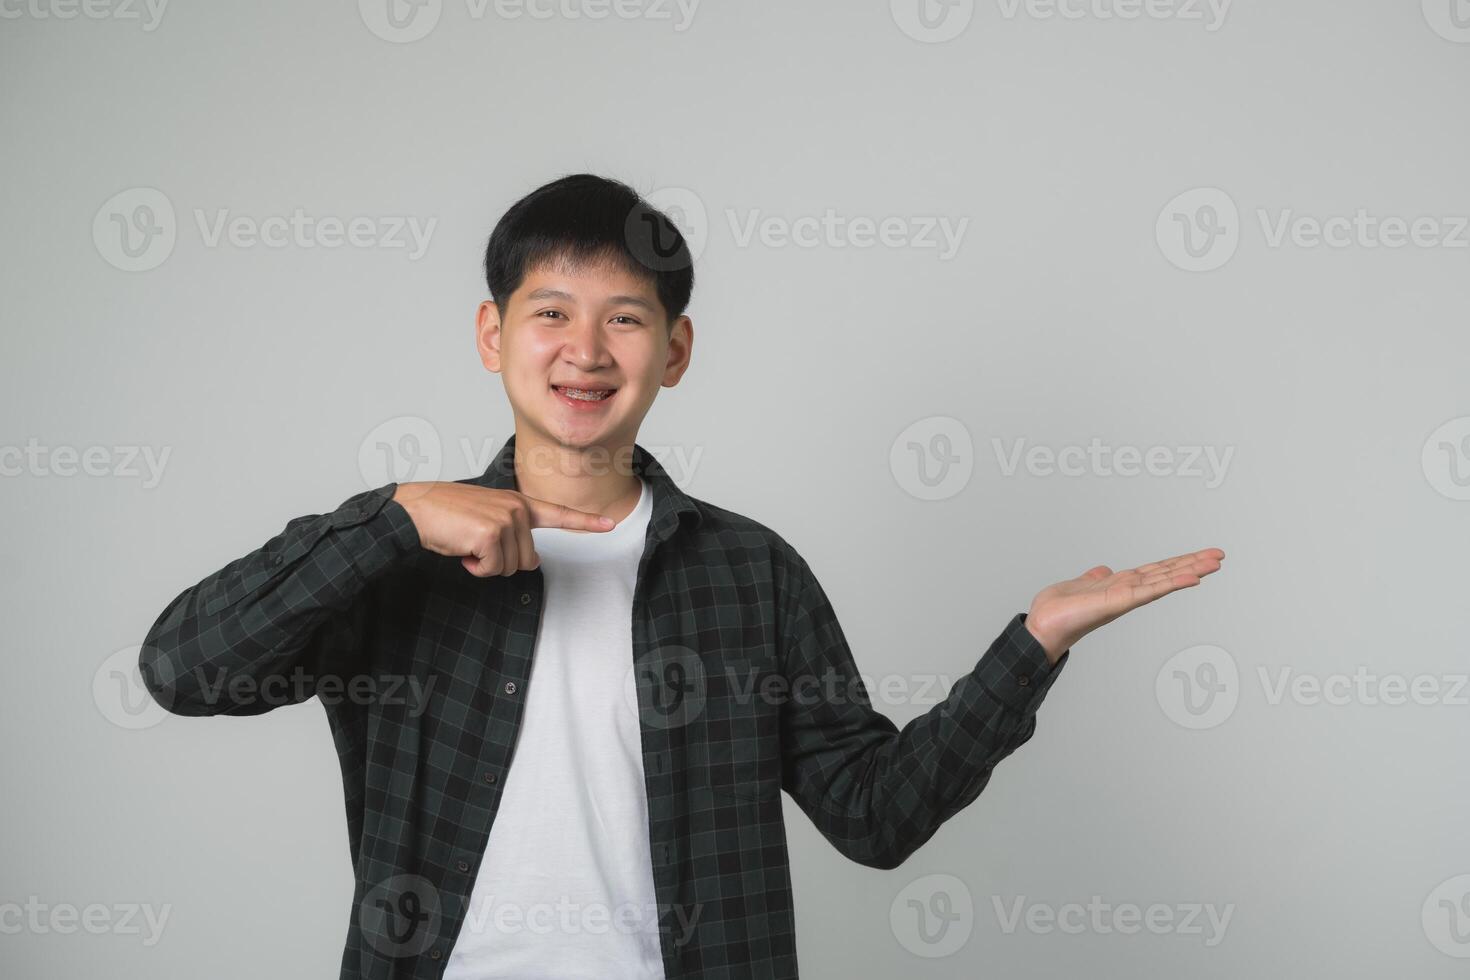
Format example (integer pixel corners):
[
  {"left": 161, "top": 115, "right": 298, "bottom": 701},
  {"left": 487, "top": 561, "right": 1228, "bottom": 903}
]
[{"left": 443, "top": 477, "right": 665, "bottom": 980}]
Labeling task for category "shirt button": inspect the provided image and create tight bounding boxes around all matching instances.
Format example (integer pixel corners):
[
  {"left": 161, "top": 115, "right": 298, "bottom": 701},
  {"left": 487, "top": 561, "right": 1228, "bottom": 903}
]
[
  {"left": 519, "top": 592, "right": 531, "bottom": 605},
  {"left": 270, "top": 554, "right": 284, "bottom": 566},
  {"left": 1018, "top": 676, "right": 1030, "bottom": 687},
  {"left": 484, "top": 771, "right": 498, "bottom": 784},
  {"left": 504, "top": 681, "right": 517, "bottom": 695},
  {"left": 457, "top": 860, "right": 469, "bottom": 873},
  {"left": 430, "top": 949, "right": 442, "bottom": 961}
]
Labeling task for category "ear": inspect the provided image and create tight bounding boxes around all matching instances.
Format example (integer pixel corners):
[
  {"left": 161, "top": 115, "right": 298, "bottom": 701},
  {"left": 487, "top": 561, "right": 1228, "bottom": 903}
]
[
  {"left": 661, "top": 314, "right": 694, "bottom": 387},
  {"left": 476, "top": 299, "right": 503, "bottom": 374}
]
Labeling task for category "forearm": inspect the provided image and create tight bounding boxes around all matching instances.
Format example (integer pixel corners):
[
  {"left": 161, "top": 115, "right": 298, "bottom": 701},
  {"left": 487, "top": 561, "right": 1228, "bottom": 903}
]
[
  {"left": 138, "top": 484, "right": 420, "bottom": 715},
  {"left": 782, "top": 602, "right": 1069, "bottom": 870}
]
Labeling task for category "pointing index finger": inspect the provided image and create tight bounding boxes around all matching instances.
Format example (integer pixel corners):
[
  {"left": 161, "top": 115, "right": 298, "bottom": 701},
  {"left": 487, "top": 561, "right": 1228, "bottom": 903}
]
[{"left": 524, "top": 496, "right": 617, "bottom": 531}]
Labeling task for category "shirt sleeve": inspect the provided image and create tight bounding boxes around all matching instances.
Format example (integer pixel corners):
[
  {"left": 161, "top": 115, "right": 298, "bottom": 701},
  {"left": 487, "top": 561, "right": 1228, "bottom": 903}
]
[
  {"left": 138, "top": 483, "right": 421, "bottom": 716},
  {"left": 776, "top": 548, "right": 1069, "bottom": 870}
]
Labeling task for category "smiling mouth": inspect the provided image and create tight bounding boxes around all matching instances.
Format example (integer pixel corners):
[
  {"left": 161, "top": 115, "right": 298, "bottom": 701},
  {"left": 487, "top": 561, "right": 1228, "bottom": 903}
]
[{"left": 551, "top": 384, "right": 618, "bottom": 403}]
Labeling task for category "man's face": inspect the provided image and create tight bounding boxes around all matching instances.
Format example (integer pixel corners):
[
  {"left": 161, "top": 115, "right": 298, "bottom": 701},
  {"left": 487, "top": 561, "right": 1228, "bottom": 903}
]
[{"left": 476, "top": 255, "right": 693, "bottom": 456}]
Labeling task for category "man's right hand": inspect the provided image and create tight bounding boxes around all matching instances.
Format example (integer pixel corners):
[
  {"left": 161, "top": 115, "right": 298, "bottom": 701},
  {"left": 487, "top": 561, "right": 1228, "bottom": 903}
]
[{"left": 391, "top": 483, "right": 616, "bottom": 577}]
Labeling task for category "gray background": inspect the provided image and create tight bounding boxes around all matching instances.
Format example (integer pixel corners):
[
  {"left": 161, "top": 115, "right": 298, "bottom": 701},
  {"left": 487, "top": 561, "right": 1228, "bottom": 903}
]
[{"left": 3, "top": 1, "right": 1468, "bottom": 977}]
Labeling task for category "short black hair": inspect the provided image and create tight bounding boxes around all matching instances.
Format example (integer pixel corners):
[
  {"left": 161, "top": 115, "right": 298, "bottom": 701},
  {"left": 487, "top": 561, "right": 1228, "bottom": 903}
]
[{"left": 483, "top": 173, "right": 695, "bottom": 327}]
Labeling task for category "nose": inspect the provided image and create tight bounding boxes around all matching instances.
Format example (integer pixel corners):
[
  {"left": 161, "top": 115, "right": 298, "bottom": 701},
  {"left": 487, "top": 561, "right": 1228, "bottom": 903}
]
[{"left": 561, "top": 315, "right": 613, "bottom": 369}]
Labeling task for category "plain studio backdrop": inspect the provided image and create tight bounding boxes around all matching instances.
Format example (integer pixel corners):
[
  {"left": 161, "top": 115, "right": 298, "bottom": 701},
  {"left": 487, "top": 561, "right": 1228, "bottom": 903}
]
[{"left": 3, "top": 1, "right": 1468, "bottom": 977}]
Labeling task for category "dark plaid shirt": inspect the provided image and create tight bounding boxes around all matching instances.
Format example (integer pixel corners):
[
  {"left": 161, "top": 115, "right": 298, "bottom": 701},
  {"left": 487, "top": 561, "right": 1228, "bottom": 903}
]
[{"left": 139, "top": 432, "right": 1069, "bottom": 979}]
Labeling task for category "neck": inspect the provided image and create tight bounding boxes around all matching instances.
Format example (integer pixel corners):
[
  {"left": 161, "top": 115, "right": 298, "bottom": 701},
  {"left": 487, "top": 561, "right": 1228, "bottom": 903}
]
[{"left": 510, "top": 427, "right": 644, "bottom": 525}]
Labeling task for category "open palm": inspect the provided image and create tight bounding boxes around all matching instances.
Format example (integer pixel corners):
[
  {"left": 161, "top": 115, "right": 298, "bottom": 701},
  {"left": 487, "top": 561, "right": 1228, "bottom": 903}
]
[{"left": 1026, "top": 548, "right": 1226, "bottom": 663}]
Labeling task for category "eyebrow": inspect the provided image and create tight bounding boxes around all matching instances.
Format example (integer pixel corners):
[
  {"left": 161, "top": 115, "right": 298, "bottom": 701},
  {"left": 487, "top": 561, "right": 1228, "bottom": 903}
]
[{"left": 524, "top": 287, "right": 658, "bottom": 313}]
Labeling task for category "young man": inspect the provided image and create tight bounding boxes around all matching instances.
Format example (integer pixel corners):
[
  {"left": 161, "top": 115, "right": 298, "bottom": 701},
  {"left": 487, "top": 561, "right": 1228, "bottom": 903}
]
[{"left": 140, "top": 173, "right": 1224, "bottom": 980}]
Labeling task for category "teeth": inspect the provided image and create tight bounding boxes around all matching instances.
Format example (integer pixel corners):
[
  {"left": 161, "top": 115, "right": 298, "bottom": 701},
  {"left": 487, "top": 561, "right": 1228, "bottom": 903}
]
[{"left": 558, "top": 387, "right": 613, "bottom": 401}]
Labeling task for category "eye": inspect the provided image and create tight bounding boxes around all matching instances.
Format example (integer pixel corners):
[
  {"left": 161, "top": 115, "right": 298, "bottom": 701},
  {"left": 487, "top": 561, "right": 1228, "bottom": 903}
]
[
  {"left": 537, "top": 310, "right": 567, "bottom": 320},
  {"left": 611, "top": 315, "right": 641, "bottom": 325}
]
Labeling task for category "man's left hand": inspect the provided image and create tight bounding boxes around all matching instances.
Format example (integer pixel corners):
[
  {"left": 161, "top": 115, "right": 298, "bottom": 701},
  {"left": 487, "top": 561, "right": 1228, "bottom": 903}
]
[{"left": 1025, "top": 548, "right": 1226, "bottom": 665}]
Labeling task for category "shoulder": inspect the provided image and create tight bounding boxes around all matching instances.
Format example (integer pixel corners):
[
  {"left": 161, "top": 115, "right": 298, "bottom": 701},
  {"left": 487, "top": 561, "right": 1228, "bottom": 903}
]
[
  {"left": 683, "top": 494, "right": 794, "bottom": 554},
  {"left": 681, "top": 494, "right": 817, "bottom": 595}
]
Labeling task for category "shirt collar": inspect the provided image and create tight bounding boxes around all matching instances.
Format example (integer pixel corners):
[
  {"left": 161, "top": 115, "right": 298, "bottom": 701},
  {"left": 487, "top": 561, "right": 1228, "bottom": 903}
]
[{"left": 471, "top": 432, "right": 702, "bottom": 543}]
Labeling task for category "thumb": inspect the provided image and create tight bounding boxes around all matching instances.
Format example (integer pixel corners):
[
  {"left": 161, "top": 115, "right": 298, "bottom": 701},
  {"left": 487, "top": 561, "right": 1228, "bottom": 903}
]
[{"left": 462, "top": 554, "right": 495, "bottom": 578}]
